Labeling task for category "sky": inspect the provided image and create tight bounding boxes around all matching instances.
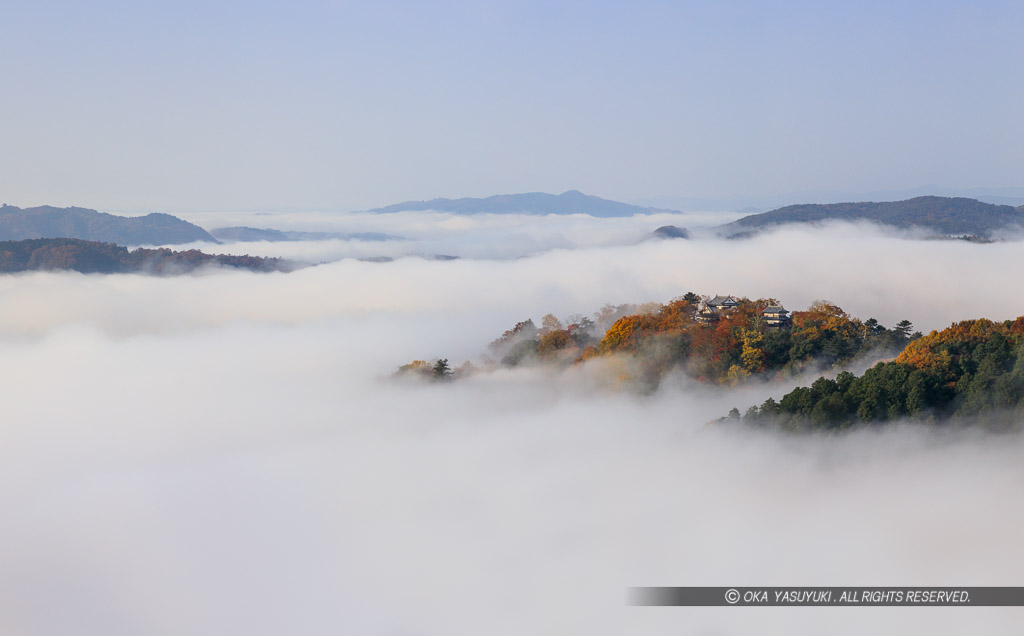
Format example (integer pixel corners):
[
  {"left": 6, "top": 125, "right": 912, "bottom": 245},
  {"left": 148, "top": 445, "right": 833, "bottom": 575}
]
[{"left": 2, "top": 0, "right": 1023, "bottom": 213}]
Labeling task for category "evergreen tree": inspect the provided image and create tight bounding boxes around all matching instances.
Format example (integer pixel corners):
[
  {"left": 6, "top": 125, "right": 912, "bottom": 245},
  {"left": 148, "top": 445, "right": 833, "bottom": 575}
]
[{"left": 432, "top": 358, "right": 453, "bottom": 380}]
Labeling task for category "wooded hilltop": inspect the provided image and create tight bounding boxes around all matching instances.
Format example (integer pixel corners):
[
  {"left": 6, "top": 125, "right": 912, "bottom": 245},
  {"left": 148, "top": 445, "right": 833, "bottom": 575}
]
[
  {"left": 397, "top": 293, "right": 919, "bottom": 391},
  {"left": 735, "top": 316, "right": 1024, "bottom": 430},
  {"left": 0, "top": 238, "right": 293, "bottom": 274},
  {"left": 400, "top": 295, "right": 1024, "bottom": 430}
]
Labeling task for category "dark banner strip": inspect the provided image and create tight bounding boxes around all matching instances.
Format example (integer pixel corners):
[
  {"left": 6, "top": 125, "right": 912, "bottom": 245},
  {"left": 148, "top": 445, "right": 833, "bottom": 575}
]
[{"left": 630, "top": 587, "right": 1024, "bottom": 607}]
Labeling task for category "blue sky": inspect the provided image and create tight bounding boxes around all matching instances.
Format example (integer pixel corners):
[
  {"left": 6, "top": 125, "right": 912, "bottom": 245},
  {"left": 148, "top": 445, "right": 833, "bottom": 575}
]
[{"left": 1, "top": 0, "right": 1022, "bottom": 212}]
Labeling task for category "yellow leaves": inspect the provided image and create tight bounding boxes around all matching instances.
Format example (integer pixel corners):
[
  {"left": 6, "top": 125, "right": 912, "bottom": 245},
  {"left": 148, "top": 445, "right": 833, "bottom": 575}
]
[
  {"left": 741, "top": 329, "right": 763, "bottom": 348},
  {"left": 398, "top": 360, "right": 430, "bottom": 372},
  {"left": 395, "top": 359, "right": 433, "bottom": 378},
  {"left": 740, "top": 329, "right": 766, "bottom": 373},
  {"left": 726, "top": 364, "right": 751, "bottom": 385},
  {"left": 824, "top": 316, "right": 851, "bottom": 332}
]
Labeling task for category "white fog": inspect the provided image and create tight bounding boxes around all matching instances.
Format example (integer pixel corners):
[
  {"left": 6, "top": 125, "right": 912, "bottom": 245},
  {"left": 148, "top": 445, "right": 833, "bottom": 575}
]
[{"left": 1, "top": 219, "right": 1023, "bottom": 635}]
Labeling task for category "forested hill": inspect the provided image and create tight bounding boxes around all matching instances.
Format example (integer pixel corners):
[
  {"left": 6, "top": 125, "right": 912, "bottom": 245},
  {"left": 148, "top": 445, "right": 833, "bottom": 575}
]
[
  {"left": 719, "top": 196, "right": 1024, "bottom": 238},
  {"left": 736, "top": 316, "right": 1024, "bottom": 430},
  {"left": 368, "top": 190, "right": 674, "bottom": 217},
  {"left": 397, "top": 295, "right": 918, "bottom": 391},
  {"left": 0, "top": 238, "right": 292, "bottom": 274},
  {"left": 0, "top": 204, "right": 216, "bottom": 245}
]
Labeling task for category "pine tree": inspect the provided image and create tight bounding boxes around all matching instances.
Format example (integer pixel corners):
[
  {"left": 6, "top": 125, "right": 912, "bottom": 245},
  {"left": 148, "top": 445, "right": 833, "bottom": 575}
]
[{"left": 432, "top": 358, "right": 453, "bottom": 381}]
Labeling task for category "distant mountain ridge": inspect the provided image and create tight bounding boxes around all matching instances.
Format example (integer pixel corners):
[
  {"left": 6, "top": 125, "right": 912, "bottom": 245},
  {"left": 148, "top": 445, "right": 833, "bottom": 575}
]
[
  {"left": 719, "top": 196, "right": 1024, "bottom": 238},
  {"left": 0, "top": 204, "right": 215, "bottom": 245},
  {"left": 210, "top": 226, "right": 402, "bottom": 242},
  {"left": 642, "top": 186, "right": 1024, "bottom": 213},
  {"left": 368, "top": 190, "right": 675, "bottom": 217}
]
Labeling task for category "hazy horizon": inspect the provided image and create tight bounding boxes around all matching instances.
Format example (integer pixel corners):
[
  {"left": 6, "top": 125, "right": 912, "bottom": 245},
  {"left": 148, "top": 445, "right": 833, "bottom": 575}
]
[{"left": 4, "top": 183, "right": 1024, "bottom": 219}]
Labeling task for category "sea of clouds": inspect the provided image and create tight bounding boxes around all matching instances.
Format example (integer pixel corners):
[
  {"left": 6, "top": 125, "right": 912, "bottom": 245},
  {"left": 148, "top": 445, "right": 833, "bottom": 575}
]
[{"left": 3, "top": 212, "right": 1024, "bottom": 635}]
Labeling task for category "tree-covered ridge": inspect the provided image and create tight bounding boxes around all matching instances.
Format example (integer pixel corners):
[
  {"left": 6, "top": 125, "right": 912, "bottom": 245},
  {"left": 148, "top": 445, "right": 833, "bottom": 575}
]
[
  {"left": 0, "top": 204, "right": 216, "bottom": 244},
  {"left": 0, "top": 238, "right": 293, "bottom": 274},
  {"left": 737, "top": 317, "right": 1024, "bottom": 430},
  {"left": 397, "top": 294, "right": 918, "bottom": 389},
  {"left": 719, "top": 196, "right": 1024, "bottom": 238}
]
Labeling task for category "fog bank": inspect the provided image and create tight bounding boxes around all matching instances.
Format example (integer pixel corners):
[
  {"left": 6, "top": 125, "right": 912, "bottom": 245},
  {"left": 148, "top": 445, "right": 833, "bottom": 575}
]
[
  {"left": 2, "top": 222, "right": 1023, "bottom": 635},
  {"left": 2, "top": 319, "right": 1023, "bottom": 635},
  {"left": 8, "top": 222, "right": 1024, "bottom": 339}
]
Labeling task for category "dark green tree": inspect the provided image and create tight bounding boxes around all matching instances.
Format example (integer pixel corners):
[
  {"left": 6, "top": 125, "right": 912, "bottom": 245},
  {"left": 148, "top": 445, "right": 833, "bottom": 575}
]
[
  {"left": 432, "top": 358, "right": 453, "bottom": 380},
  {"left": 894, "top": 320, "right": 914, "bottom": 340}
]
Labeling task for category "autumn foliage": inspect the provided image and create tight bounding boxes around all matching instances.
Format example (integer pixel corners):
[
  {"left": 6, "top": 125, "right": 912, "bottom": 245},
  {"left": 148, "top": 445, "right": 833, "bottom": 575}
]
[
  {"left": 398, "top": 292, "right": 919, "bottom": 391},
  {"left": 741, "top": 315, "right": 1024, "bottom": 429}
]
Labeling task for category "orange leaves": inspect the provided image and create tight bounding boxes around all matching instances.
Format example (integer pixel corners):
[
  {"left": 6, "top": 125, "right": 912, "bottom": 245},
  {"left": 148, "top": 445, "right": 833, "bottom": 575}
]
[
  {"left": 789, "top": 302, "right": 858, "bottom": 346},
  {"left": 926, "top": 318, "right": 999, "bottom": 345},
  {"left": 710, "top": 320, "right": 738, "bottom": 359},
  {"left": 896, "top": 319, "right": 997, "bottom": 359},
  {"left": 807, "top": 300, "right": 848, "bottom": 318},
  {"left": 598, "top": 314, "right": 654, "bottom": 353},
  {"left": 896, "top": 345, "right": 952, "bottom": 377},
  {"left": 595, "top": 298, "right": 703, "bottom": 354},
  {"left": 895, "top": 317, "right": 1024, "bottom": 381},
  {"left": 654, "top": 298, "right": 697, "bottom": 331},
  {"left": 792, "top": 300, "right": 849, "bottom": 329}
]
